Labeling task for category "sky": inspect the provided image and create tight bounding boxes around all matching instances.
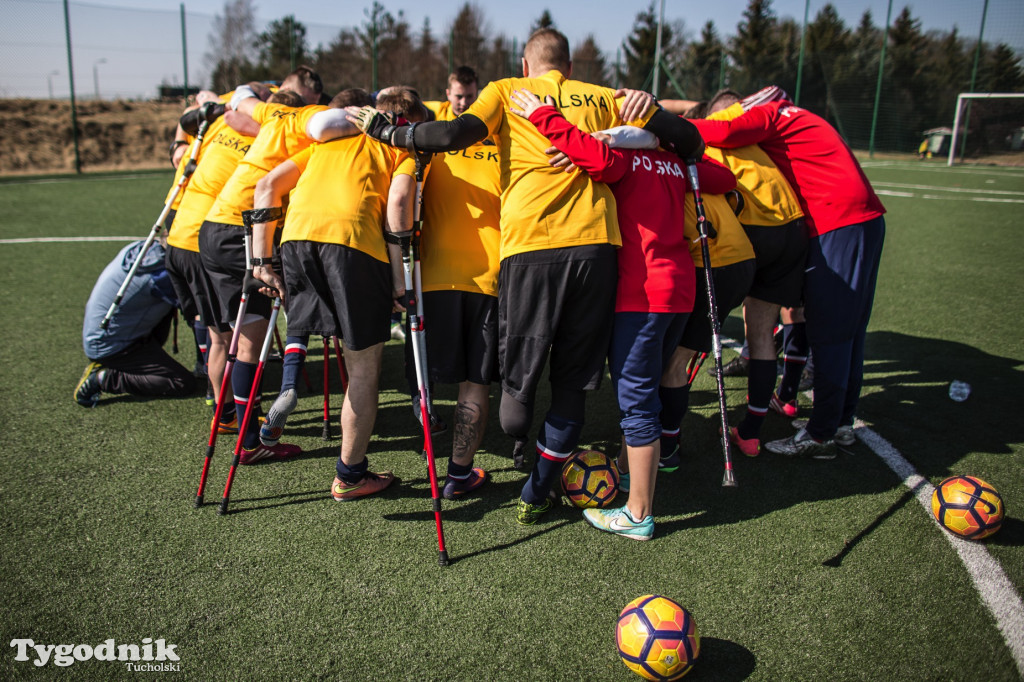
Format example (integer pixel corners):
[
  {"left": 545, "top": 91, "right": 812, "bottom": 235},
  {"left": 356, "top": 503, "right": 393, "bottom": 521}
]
[{"left": 2, "top": 0, "right": 1021, "bottom": 99}]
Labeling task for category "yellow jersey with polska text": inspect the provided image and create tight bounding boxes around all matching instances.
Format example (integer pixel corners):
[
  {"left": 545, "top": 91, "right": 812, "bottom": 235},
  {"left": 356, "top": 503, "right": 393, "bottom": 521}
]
[
  {"left": 205, "top": 102, "right": 325, "bottom": 227},
  {"left": 703, "top": 103, "right": 804, "bottom": 227},
  {"left": 280, "top": 136, "right": 415, "bottom": 264},
  {"left": 463, "top": 70, "right": 656, "bottom": 260},
  {"left": 683, "top": 193, "right": 755, "bottom": 268},
  {"left": 168, "top": 115, "right": 253, "bottom": 252},
  {"left": 420, "top": 100, "right": 501, "bottom": 297}
]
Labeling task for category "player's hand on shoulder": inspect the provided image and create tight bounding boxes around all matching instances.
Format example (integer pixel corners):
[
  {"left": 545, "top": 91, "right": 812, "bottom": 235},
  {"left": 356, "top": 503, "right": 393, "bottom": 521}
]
[
  {"left": 614, "top": 88, "right": 655, "bottom": 122},
  {"left": 349, "top": 106, "right": 399, "bottom": 145},
  {"left": 509, "top": 89, "right": 555, "bottom": 120}
]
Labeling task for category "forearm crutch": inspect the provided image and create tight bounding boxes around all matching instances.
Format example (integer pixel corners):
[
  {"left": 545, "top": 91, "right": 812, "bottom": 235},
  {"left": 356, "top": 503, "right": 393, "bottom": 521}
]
[
  {"left": 685, "top": 161, "right": 737, "bottom": 488},
  {"left": 101, "top": 116, "right": 211, "bottom": 330},
  {"left": 385, "top": 138, "right": 448, "bottom": 566},
  {"left": 219, "top": 294, "right": 283, "bottom": 515},
  {"left": 194, "top": 207, "right": 279, "bottom": 507},
  {"left": 332, "top": 336, "right": 349, "bottom": 392}
]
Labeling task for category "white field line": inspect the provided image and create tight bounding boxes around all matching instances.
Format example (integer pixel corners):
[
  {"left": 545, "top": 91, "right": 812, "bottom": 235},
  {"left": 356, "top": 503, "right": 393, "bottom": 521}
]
[
  {"left": 861, "top": 162, "right": 1024, "bottom": 178},
  {"left": 872, "top": 181, "right": 1024, "bottom": 197},
  {"left": 854, "top": 424, "right": 1024, "bottom": 678},
  {"left": 718, "top": 334, "right": 1024, "bottom": 674},
  {"left": 874, "top": 189, "right": 1024, "bottom": 203},
  {"left": 0, "top": 174, "right": 164, "bottom": 186},
  {"left": 0, "top": 236, "right": 140, "bottom": 244}
]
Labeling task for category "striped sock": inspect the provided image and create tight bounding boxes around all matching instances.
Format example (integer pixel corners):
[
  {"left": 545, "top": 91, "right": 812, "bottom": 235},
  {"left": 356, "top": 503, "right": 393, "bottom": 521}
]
[
  {"left": 521, "top": 413, "right": 581, "bottom": 504},
  {"left": 232, "top": 360, "right": 262, "bottom": 450},
  {"left": 738, "top": 359, "right": 777, "bottom": 440},
  {"left": 280, "top": 335, "right": 308, "bottom": 392},
  {"left": 193, "top": 321, "right": 209, "bottom": 375}
]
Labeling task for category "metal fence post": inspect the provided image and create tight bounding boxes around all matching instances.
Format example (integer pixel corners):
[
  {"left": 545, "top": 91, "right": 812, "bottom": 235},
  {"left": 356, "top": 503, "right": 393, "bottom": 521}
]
[
  {"left": 63, "top": 0, "right": 81, "bottom": 173},
  {"left": 868, "top": 0, "right": 893, "bottom": 158}
]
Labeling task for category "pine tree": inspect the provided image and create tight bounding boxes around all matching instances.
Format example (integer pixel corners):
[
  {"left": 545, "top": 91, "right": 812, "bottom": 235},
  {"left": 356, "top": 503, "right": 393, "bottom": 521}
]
[
  {"left": 619, "top": 2, "right": 676, "bottom": 93},
  {"left": 685, "top": 21, "right": 725, "bottom": 101},
  {"left": 530, "top": 10, "right": 555, "bottom": 35},
  {"left": 254, "top": 16, "right": 309, "bottom": 81},
  {"left": 730, "top": 0, "right": 780, "bottom": 94},
  {"left": 572, "top": 35, "right": 608, "bottom": 85}
]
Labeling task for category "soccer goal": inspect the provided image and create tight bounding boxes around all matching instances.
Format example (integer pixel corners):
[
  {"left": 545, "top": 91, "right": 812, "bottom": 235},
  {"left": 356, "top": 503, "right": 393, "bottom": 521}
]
[{"left": 947, "top": 93, "right": 1024, "bottom": 166}]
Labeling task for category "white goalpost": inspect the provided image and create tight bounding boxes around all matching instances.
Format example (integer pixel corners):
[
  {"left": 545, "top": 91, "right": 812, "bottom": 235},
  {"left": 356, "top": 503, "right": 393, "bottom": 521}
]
[{"left": 948, "top": 92, "right": 1024, "bottom": 166}]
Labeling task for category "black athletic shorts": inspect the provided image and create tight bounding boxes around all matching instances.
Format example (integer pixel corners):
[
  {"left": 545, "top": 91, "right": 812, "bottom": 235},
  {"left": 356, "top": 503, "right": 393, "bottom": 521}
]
[
  {"left": 164, "top": 244, "right": 206, "bottom": 324},
  {"left": 197, "top": 221, "right": 272, "bottom": 332},
  {"left": 498, "top": 244, "right": 617, "bottom": 403},
  {"left": 741, "top": 218, "right": 808, "bottom": 307},
  {"left": 680, "top": 259, "right": 756, "bottom": 353},
  {"left": 405, "top": 290, "right": 499, "bottom": 387},
  {"left": 281, "top": 240, "right": 392, "bottom": 350}
]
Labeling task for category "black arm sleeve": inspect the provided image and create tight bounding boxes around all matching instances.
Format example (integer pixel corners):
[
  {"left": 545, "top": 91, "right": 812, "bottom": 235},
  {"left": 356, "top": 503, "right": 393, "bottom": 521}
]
[
  {"left": 391, "top": 114, "right": 489, "bottom": 153},
  {"left": 643, "top": 108, "right": 704, "bottom": 159}
]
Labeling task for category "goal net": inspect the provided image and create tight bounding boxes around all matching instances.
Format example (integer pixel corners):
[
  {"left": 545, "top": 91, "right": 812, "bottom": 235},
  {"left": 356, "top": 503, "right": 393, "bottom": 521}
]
[{"left": 947, "top": 93, "right": 1024, "bottom": 166}]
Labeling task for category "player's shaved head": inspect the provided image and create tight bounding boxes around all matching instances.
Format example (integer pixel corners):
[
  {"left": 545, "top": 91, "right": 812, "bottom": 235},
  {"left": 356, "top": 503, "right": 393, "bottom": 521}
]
[
  {"left": 708, "top": 89, "right": 741, "bottom": 114},
  {"left": 524, "top": 28, "right": 571, "bottom": 75},
  {"left": 267, "top": 90, "right": 304, "bottom": 107},
  {"left": 376, "top": 85, "right": 429, "bottom": 122}
]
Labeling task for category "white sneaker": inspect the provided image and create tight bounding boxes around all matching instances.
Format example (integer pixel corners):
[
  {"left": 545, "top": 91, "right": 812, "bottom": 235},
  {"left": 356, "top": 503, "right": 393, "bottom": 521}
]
[
  {"left": 791, "top": 419, "right": 855, "bottom": 447},
  {"left": 765, "top": 427, "right": 826, "bottom": 456}
]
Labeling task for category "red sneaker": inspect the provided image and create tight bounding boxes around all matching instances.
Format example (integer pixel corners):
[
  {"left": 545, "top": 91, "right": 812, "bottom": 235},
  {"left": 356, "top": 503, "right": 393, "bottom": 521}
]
[
  {"left": 239, "top": 442, "right": 302, "bottom": 465},
  {"left": 442, "top": 467, "right": 488, "bottom": 500},
  {"left": 769, "top": 392, "right": 798, "bottom": 418},
  {"left": 728, "top": 426, "right": 761, "bottom": 457}
]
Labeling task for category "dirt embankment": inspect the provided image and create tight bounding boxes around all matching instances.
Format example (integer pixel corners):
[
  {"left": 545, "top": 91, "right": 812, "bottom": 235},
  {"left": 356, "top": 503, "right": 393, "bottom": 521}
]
[{"left": 0, "top": 99, "right": 185, "bottom": 175}]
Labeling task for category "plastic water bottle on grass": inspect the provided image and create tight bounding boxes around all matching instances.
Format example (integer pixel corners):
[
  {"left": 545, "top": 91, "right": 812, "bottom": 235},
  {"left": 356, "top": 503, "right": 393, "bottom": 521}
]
[{"left": 949, "top": 380, "right": 971, "bottom": 402}]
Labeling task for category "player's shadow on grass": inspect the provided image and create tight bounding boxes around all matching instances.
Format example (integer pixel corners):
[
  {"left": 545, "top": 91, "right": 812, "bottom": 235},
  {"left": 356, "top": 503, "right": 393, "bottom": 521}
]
[
  {"left": 856, "top": 330, "right": 1023, "bottom": 478},
  {"left": 687, "top": 637, "right": 756, "bottom": 681}
]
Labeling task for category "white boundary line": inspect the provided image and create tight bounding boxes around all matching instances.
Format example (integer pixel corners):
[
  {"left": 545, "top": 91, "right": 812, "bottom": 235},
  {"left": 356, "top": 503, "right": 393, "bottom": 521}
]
[
  {"left": 874, "top": 190, "right": 1024, "bottom": 204},
  {"left": 872, "top": 181, "right": 1024, "bottom": 197},
  {"left": 718, "top": 334, "right": 1024, "bottom": 675},
  {"left": 0, "top": 236, "right": 139, "bottom": 244},
  {"left": 854, "top": 424, "right": 1024, "bottom": 677}
]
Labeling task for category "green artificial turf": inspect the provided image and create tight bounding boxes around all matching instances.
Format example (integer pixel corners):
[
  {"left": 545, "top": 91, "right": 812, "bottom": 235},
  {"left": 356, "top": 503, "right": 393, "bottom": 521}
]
[{"left": 0, "top": 164, "right": 1021, "bottom": 680}]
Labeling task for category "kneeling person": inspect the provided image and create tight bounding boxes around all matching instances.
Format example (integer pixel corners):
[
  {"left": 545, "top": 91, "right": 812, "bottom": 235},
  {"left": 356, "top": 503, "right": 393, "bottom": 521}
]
[{"left": 252, "top": 88, "right": 420, "bottom": 501}]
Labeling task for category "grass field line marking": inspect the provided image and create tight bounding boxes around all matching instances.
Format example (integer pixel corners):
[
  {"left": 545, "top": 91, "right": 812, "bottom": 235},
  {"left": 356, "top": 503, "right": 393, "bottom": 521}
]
[
  {"left": 874, "top": 190, "right": 1024, "bottom": 204},
  {"left": 718, "top": 335, "right": 1024, "bottom": 673},
  {"left": 0, "top": 236, "right": 140, "bottom": 244},
  {"left": 0, "top": 174, "right": 163, "bottom": 186},
  {"left": 854, "top": 422, "right": 1024, "bottom": 677},
  {"left": 862, "top": 162, "right": 1024, "bottom": 178},
  {"left": 872, "top": 181, "right": 1024, "bottom": 197}
]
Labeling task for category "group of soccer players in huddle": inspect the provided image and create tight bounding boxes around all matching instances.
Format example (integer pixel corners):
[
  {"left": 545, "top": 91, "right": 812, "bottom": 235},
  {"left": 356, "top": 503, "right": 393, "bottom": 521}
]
[{"left": 152, "top": 27, "right": 885, "bottom": 541}]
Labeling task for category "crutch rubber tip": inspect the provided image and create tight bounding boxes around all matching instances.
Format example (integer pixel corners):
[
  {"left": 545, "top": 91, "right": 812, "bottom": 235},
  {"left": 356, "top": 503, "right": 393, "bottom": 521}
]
[
  {"left": 722, "top": 472, "right": 738, "bottom": 487},
  {"left": 438, "top": 550, "right": 449, "bottom": 567},
  {"left": 322, "top": 421, "right": 332, "bottom": 440},
  {"left": 194, "top": 495, "right": 204, "bottom": 508},
  {"left": 217, "top": 501, "right": 229, "bottom": 515}
]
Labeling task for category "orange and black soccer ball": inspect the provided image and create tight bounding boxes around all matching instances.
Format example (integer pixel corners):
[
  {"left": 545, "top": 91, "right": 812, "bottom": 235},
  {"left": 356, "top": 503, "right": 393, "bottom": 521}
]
[
  {"left": 616, "top": 595, "right": 699, "bottom": 681},
  {"left": 560, "top": 450, "right": 619, "bottom": 509},
  {"left": 931, "top": 476, "right": 1004, "bottom": 540}
]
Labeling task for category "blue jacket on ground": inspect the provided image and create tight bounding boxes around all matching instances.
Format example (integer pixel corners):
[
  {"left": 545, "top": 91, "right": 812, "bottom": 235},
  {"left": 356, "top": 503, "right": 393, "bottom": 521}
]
[{"left": 82, "top": 241, "right": 178, "bottom": 360}]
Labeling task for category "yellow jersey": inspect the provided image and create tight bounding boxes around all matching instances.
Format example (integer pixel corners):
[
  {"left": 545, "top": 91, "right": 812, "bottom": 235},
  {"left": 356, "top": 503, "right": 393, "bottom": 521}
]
[
  {"left": 167, "top": 116, "right": 254, "bottom": 252},
  {"left": 463, "top": 70, "right": 655, "bottom": 259},
  {"left": 205, "top": 102, "right": 325, "bottom": 227},
  {"left": 420, "top": 100, "right": 501, "bottom": 297},
  {"left": 683, "top": 193, "right": 755, "bottom": 268},
  {"left": 280, "top": 136, "right": 415, "bottom": 264},
  {"left": 704, "top": 103, "right": 804, "bottom": 227}
]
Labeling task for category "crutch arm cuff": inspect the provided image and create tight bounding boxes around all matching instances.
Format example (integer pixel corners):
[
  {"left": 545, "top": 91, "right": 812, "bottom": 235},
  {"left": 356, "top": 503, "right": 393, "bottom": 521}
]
[{"left": 241, "top": 207, "right": 284, "bottom": 227}]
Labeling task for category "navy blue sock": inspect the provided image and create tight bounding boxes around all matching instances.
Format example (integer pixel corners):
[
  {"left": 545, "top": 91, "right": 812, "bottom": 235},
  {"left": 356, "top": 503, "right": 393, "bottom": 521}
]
[
  {"left": 281, "top": 335, "right": 308, "bottom": 392},
  {"left": 193, "top": 321, "right": 209, "bottom": 374},
  {"left": 447, "top": 460, "right": 472, "bottom": 480},
  {"left": 658, "top": 384, "right": 691, "bottom": 455},
  {"left": 738, "top": 359, "right": 777, "bottom": 440},
  {"left": 337, "top": 456, "right": 368, "bottom": 484},
  {"left": 777, "top": 323, "right": 808, "bottom": 402},
  {"left": 521, "top": 412, "right": 582, "bottom": 504},
  {"left": 232, "top": 360, "right": 262, "bottom": 449}
]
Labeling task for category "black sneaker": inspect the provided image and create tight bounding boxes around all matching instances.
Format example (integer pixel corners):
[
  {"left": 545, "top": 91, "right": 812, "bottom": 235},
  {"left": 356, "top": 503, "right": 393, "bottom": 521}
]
[
  {"left": 74, "top": 362, "right": 103, "bottom": 407},
  {"left": 708, "top": 354, "right": 749, "bottom": 378}
]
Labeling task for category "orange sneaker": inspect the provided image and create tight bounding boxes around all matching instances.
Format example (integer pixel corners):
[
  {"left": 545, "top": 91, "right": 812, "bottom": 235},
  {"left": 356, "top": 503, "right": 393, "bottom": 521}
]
[
  {"left": 728, "top": 426, "right": 761, "bottom": 457},
  {"left": 331, "top": 471, "right": 395, "bottom": 501},
  {"left": 211, "top": 414, "right": 238, "bottom": 435}
]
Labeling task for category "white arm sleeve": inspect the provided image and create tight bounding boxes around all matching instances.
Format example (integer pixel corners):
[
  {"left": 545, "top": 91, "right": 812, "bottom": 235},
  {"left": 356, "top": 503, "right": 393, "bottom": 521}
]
[
  {"left": 229, "top": 85, "right": 257, "bottom": 111},
  {"left": 306, "top": 108, "right": 358, "bottom": 142},
  {"left": 600, "top": 126, "right": 659, "bottom": 149}
]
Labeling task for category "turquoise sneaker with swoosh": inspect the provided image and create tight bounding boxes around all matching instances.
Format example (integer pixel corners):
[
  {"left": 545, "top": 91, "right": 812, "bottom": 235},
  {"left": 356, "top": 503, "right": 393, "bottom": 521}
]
[{"left": 582, "top": 505, "right": 654, "bottom": 541}]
